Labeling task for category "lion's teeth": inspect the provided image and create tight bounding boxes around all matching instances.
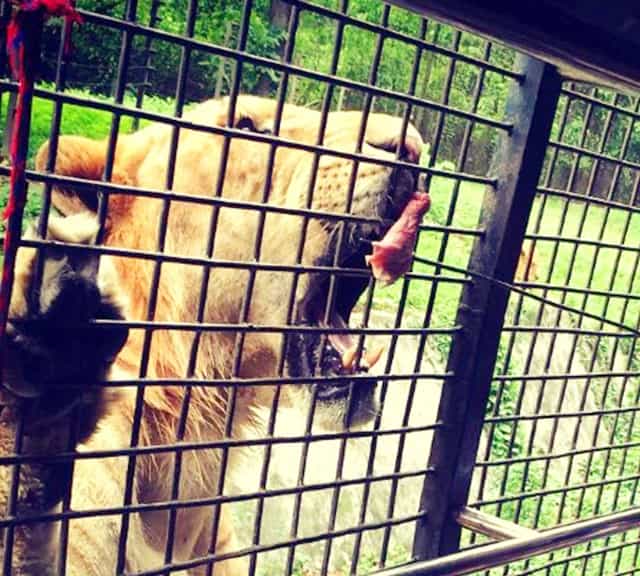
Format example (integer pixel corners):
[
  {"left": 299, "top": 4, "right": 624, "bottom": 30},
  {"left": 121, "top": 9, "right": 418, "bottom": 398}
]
[
  {"left": 364, "top": 345, "right": 385, "bottom": 369},
  {"left": 341, "top": 345, "right": 359, "bottom": 370}
]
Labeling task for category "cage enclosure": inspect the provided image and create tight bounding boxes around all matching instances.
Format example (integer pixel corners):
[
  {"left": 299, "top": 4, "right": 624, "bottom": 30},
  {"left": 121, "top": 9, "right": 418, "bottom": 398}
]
[{"left": 0, "top": 1, "right": 639, "bottom": 575}]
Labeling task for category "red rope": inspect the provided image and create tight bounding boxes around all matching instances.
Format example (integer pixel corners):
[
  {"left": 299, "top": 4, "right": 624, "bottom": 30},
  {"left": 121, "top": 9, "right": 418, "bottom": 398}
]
[{"left": 1, "top": 1, "right": 80, "bottom": 372}]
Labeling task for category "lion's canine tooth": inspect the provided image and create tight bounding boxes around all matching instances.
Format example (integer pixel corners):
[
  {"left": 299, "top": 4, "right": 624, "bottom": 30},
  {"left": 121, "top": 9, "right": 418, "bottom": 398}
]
[
  {"left": 341, "top": 345, "right": 359, "bottom": 370},
  {"left": 364, "top": 345, "right": 385, "bottom": 369}
]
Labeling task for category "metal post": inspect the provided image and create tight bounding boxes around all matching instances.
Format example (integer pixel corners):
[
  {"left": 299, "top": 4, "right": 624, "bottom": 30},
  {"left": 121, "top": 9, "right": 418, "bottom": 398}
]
[{"left": 412, "top": 54, "right": 563, "bottom": 560}]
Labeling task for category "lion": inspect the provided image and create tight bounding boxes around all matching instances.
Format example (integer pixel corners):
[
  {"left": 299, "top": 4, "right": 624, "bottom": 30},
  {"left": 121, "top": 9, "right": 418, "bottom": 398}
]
[
  {"left": 0, "top": 213, "right": 127, "bottom": 574},
  {"left": 34, "top": 95, "right": 428, "bottom": 574}
]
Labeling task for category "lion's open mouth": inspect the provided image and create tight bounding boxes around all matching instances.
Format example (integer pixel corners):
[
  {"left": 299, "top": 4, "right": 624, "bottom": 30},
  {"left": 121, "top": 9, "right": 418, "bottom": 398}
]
[
  {"left": 288, "top": 231, "right": 381, "bottom": 414},
  {"left": 286, "top": 183, "right": 429, "bottom": 424}
]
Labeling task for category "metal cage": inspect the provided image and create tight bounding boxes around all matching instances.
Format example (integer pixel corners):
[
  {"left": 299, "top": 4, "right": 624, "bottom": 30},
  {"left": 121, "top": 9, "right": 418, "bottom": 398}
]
[{"left": 0, "top": 0, "right": 639, "bottom": 575}]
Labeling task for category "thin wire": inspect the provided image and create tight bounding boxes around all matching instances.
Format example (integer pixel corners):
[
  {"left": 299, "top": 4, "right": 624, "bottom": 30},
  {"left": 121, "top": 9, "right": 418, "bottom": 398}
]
[{"left": 413, "top": 255, "right": 640, "bottom": 338}]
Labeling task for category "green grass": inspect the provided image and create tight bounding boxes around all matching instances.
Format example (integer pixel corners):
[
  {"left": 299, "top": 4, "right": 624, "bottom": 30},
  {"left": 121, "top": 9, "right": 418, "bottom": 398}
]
[
  {"left": 0, "top": 86, "right": 176, "bottom": 232},
  {"left": 1, "top": 85, "right": 176, "bottom": 167}
]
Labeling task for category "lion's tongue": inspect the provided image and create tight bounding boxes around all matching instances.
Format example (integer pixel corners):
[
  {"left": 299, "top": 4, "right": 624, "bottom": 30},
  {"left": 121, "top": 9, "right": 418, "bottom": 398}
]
[
  {"left": 320, "top": 313, "right": 384, "bottom": 371},
  {"left": 365, "top": 191, "right": 431, "bottom": 286}
]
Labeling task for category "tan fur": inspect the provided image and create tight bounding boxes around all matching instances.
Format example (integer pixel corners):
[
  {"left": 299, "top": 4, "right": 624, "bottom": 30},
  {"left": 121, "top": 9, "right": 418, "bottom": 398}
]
[
  {"left": 35, "top": 95, "right": 424, "bottom": 574},
  {"left": 516, "top": 245, "right": 538, "bottom": 282}
]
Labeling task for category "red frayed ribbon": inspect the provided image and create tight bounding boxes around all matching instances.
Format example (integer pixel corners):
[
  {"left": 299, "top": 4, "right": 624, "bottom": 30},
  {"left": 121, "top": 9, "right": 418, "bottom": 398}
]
[{"left": 0, "top": 1, "right": 81, "bottom": 370}]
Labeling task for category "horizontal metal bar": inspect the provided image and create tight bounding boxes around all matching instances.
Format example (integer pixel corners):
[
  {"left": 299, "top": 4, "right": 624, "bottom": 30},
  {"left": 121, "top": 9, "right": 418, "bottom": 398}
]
[
  {"left": 0, "top": 91, "right": 497, "bottom": 187},
  {"left": 383, "top": 0, "right": 640, "bottom": 92},
  {"left": 0, "top": 468, "right": 433, "bottom": 528},
  {"left": 514, "top": 534, "right": 640, "bottom": 576},
  {"left": 526, "top": 232, "right": 640, "bottom": 254},
  {"left": 514, "top": 280, "right": 640, "bottom": 302},
  {"left": 485, "top": 404, "right": 640, "bottom": 424},
  {"left": 414, "top": 256, "right": 640, "bottom": 338},
  {"left": 536, "top": 186, "right": 640, "bottom": 215},
  {"left": 423, "top": 223, "right": 485, "bottom": 237},
  {"left": 613, "top": 566, "right": 640, "bottom": 576},
  {"left": 474, "top": 474, "right": 640, "bottom": 508},
  {"left": 372, "top": 506, "right": 640, "bottom": 576},
  {"left": 562, "top": 87, "right": 640, "bottom": 121},
  {"left": 17, "top": 238, "right": 470, "bottom": 288},
  {"left": 65, "top": 9, "right": 515, "bottom": 132},
  {"left": 30, "top": 369, "right": 455, "bottom": 390},
  {"left": 87, "top": 318, "right": 461, "bottom": 336},
  {"left": 476, "top": 439, "right": 640, "bottom": 468},
  {"left": 548, "top": 140, "right": 640, "bottom": 172},
  {"left": 128, "top": 511, "right": 426, "bottom": 575},
  {"left": 494, "top": 369, "right": 640, "bottom": 383},
  {"left": 456, "top": 507, "right": 538, "bottom": 541},
  {"left": 0, "top": 421, "right": 442, "bottom": 467},
  {"left": 501, "top": 326, "right": 636, "bottom": 337},
  {"left": 289, "top": 0, "right": 523, "bottom": 81}
]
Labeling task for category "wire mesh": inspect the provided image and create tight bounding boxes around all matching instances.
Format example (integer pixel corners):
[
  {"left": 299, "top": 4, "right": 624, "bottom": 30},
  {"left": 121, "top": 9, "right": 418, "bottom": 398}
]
[
  {"left": 466, "top": 85, "right": 640, "bottom": 576},
  {"left": 1, "top": 0, "right": 638, "bottom": 575}
]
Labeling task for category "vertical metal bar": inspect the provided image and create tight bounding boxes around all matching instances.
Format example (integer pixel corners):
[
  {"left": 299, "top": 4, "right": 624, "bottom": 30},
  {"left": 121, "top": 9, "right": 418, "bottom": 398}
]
[
  {"left": 49, "top": 22, "right": 79, "bottom": 575},
  {"left": 131, "top": 0, "right": 163, "bottom": 129},
  {"left": 411, "top": 55, "right": 562, "bottom": 561},
  {"left": 159, "top": 0, "right": 199, "bottom": 569},
  {"left": 350, "top": 15, "right": 432, "bottom": 574},
  {"left": 282, "top": 2, "right": 350, "bottom": 572},
  {"left": 203, "top": 2, "right": 254, "bottom": 572},
  {"left": 319, "top": 6, "right": 393, "bottom": 573}
]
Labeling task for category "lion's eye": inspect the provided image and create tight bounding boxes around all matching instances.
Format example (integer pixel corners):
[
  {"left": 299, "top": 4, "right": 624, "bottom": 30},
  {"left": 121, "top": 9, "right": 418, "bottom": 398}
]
[
  {"left": 235, "top": 116, "right": 273, "bottom": 135},
  {"left": 236, "top": 116, "right": 256, "bottom": 131}
]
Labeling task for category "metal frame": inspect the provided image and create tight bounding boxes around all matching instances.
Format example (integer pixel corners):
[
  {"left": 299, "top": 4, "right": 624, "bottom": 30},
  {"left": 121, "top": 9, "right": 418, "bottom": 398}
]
[
  {"left": 412, "top": 54, "right": 563, "bottom": 561},
  {"left": 1, "top": 0, "right": 640, "bottom": 575}
]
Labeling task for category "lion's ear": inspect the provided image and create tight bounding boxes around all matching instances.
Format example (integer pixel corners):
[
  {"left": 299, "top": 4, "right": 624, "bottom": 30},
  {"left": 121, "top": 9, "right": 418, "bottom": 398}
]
[{"left": 36, "top": 136, "right": 136, "bottom": 226}]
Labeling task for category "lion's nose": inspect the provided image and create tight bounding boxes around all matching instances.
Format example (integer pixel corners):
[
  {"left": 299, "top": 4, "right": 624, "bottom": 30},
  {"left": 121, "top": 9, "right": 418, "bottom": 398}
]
[
  {"left": 399, "top": 134, "right": 423, "bottom": 163},
  {"left": 366, "top": 124, "right": 424, "bottom": 163},
  {"left": 387, "top": 129, "right": 423, "bottom": 164}
]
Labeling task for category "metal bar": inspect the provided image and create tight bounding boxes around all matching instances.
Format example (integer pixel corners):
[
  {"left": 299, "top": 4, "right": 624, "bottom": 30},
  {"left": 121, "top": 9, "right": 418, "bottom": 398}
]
[
  {"left": 536, "top": 186, "right": 640, "bottom": 214},
  {"left": 411, "top": 55, "right": 562, "bottom": 561},
  {"left": 373, "top": 506, "right": 640, "bottom": 576},
  {"left": 456, "top": 507, "right": 538, "bottom": 541},
  {"left": 473, "top": 473, "right": 640, "bottom": 508},
  {"left": 126, "top": 511, "right": 426, "bottom": 576},
  {"left": 384, "top": 0, "right": 640, "bottom": 92},
  {"left": 287, "top": 0, "right": 523, "bottom": 80},
  {"left": 130, "top": 0, "right": 162, "bottom": 130},
  {"left": 561, "top": 88, "right": 640, "bottom": 119},
  {"left": 69, "top": 8, "right": 514, "bottom": 132},
  {"left": 0, "top": 422, "right": 444, "bottom": 470},
  {"left": 0, "top": 82, "right": 495, "bottom": 185},
  {"left": 547, "top": 139, "right": 640, "bottom": 171},
  {"left": 10, "top": 165, "right": 489, "bottom": 226},
  {"left": 468, "top": 82, "right": 575, "bottom": 548}
]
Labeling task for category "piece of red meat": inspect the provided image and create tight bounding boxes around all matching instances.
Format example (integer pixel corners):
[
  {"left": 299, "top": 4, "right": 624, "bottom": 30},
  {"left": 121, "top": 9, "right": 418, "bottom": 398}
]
[{"left": 365, "top": 191, "right": 431, "bottom": 286}]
